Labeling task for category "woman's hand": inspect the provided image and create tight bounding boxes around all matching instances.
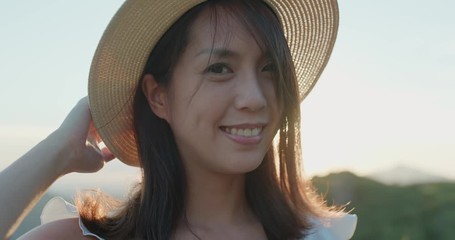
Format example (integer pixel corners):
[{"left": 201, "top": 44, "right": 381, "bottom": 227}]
[
  {"left": 0, "top": 97, "right": 115, "bottom": 239},
  {"left": 52, "top": 97, "right": 115, "bottom": 175}
]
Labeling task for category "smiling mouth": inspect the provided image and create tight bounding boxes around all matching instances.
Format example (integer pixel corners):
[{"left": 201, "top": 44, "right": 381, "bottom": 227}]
[{"left": 220, "top": 126, "right": 264, "bottom": 137}]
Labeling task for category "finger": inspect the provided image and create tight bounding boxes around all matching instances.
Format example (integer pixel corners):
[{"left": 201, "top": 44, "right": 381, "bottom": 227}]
[
  {"left": 86, "top": 139, "right": 115, "bottom": 162},
  {"left": 78, "top": 145, "right": 106, "bottom": 173},
  {"left": 87, "top": 124, "right": 115, "bottom": 161},
  {"left": 96, "top": 138, "right": 115, "bottom": 161},
  {"left": 87, "top": 121, "right": 101, "bottom": 149},
  {"left": 101, "top": 147, "right": 116, "bottom": 162},
  {"left": 60, "top": 97, "right": 92, "bottom": 143}
]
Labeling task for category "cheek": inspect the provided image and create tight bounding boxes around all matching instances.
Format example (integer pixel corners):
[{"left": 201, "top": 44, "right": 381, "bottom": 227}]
[
  {"left": 164, "top": 80, "right": 196, "bottom": 122},
  {"left": 167, "top": 89, "right": 223, "bottom": 130},
  {"left": 263, "top": 81, "right": 280, "bottom": 110}
]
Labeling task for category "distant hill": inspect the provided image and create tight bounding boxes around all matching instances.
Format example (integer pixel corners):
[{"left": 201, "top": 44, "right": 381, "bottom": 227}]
[
  {"left": 368, "top": 165, "right": 451, "bottom": 186},
  {"left": 312, "top": 171, "right": 455, "bottom": 240}
]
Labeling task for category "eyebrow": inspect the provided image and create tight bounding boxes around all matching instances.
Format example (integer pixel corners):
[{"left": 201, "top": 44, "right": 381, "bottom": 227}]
[{"left": 195, "top": 48, "right": 239, "bottom": 58}]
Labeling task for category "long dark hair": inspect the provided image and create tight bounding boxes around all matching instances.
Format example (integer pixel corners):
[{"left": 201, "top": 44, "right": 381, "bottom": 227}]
[{"left": 77, "top": 1, "right": 330, "bottom": 239}]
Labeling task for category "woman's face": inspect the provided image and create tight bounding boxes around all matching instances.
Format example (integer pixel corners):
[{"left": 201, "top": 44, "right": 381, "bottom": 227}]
[{"left": 161, "top": 8, "right": 281, "bottom": 175}]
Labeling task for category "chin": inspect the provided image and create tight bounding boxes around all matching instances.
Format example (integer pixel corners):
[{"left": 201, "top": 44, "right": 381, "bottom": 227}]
[{"left": 224, "top": 157, "right": 264, "bottom": 174}]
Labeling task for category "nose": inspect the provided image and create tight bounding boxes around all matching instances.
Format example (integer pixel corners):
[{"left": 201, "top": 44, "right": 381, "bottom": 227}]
[{"left": 234, "top": 73, "right": 267, "bottom": 112}]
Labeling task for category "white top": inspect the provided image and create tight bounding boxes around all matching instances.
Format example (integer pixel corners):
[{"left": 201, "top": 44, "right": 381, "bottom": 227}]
[{"left": 41, "top": 197, "right": 357, "bottom": 239}]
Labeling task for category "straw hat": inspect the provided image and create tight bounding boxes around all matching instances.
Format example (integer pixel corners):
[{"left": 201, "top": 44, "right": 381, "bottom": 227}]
[{"left": 88, "top": 0, "right": 339, "bottom": 166}]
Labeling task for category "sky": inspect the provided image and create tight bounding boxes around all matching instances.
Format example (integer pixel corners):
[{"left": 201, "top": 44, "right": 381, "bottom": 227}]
[{"left": 1, "top": 0, "right": 454, "bottom": 194}]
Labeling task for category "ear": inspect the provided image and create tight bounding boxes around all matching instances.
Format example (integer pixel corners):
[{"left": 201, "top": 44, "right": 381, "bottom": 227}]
[{"left": 142, "top": 74, "right": 169, "bottom": 121}]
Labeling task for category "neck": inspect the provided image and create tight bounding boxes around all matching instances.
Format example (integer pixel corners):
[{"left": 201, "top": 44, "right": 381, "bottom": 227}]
[{"left": 184, "top": 169, "right": 255, "bottom": 228}]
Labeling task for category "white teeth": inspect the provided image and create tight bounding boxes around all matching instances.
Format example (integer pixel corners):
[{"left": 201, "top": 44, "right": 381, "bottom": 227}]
[
  {"left": 237, "top": 129, "right": 244, "bottom": 136},
  {"left": 251, "top": 128, "right": 259, "bottom": 136},
  {"left": 244, "top": 129, "right": 252, "bottom": 136},
  {"left": 224, "top": 127, "right": 262, "bottom": 137}
]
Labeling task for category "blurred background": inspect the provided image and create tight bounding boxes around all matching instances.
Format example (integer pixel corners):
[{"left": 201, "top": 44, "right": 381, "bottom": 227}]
[{"left": 1, "top": 0, "right": 454, "bottom": 239}]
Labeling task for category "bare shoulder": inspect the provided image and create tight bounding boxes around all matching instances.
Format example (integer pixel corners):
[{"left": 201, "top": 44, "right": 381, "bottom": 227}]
[{"left": 18, "top": 218, "right": 95, "bottom": 240}]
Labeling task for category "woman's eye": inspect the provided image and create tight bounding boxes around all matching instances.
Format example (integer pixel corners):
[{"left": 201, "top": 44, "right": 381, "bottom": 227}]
[
  {"left": 262, "top": 62, "right": 276, "bottom": 72},
  {"left": 206, "top": 63, "right": 231, "bottom": 74}
]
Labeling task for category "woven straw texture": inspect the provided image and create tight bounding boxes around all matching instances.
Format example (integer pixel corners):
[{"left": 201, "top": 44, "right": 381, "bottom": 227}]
[{"left": 88, "top": 0, "right": 339, "bottom": 166}]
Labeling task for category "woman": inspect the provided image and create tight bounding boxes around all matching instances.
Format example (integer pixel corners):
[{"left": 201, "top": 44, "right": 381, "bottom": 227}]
[{"left": 1, "top": 0, "right": 356, "bottom": 239}]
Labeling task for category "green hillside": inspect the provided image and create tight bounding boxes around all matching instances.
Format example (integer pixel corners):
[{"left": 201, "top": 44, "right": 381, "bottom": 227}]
[{"left": 312, "top": 172, "right": 455, "bottom": 240}]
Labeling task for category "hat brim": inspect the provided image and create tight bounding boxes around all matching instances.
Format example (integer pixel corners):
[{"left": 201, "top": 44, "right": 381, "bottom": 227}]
[{"left": 88, "top": 0, "right": 339, "bottom": 166}]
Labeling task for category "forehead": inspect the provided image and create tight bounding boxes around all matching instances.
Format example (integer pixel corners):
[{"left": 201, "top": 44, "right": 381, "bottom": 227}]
[{"left": 186, "top": 5, "right": 264, "bottom": 51}]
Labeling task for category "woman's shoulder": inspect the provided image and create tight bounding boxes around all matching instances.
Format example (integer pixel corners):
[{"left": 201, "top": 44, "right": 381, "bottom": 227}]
[
  {"left": 22, "top": 197, "right": 357, "bottom": 240},
  {"left": 18, "top": 217, "right": 92, "bottom": 240},
  {"left": 18, "top": 197, "right": 99, "bottom": 240},
  {"left": 304, "top": 213, "right": 358, "bottom": 240}
]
